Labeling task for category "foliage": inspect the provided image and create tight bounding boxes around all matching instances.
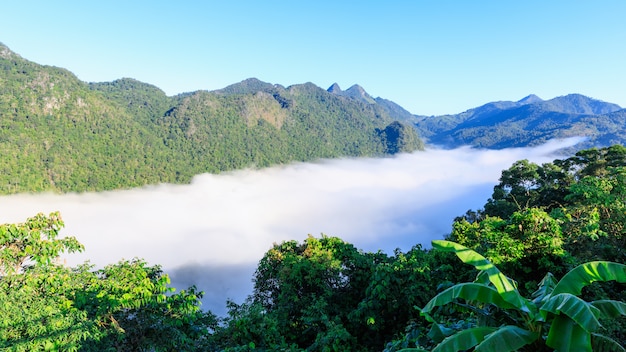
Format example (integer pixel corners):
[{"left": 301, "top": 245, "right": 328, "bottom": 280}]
[
  {"left": 483, "top": 145, "right": 626, "bottom": 219},
  {"left": 206, "top": 299, "right": 294, "bottom": 351},
  {"left": 0, "top": 211, "right": 83, "bottom": 275},
  {"left": 448, "top": 208, "right": 572, "bottom": 293},
  {"left": 415, "top": 240, "right": 626, "bottom": 352},
  {"left": 0, "top": 213, "right": 214, "bottom": 351},
  {"left": 251, "top": 235, "right": 378, "bottom": 350},
  {"left": 221, "top": 237, "right": 468, "bottom": 351}
]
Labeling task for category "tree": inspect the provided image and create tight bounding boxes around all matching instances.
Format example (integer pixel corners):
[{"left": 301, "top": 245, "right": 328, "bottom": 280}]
[
  {"left": 483, "top": 146, "right": 626, "bottom": 219},
  {"left": 483, "top": 160, "right": 541, "bottom": 218},
  {"left": 0, "top": 212, "right": 83, "bottom": 275},
  {"left": 448, "top": 208, "right": 572, "bottom": 293},
  {"left": 0, "top": 213, "right": 214, "bottom": 351},
  {"left": 560, "top": 166, "right": 626, "bottom": 262},
  {"left": 252, "top": 235, "right": 380, "bottom": 350},
  {"left": 354, "top": 245, "right": 455, "bottom": 350}
]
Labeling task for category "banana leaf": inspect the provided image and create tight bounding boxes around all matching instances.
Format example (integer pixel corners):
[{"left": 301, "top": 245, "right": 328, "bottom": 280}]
[
  {"left": 591, "top": 300, "right": 626, "bottom": 319},
  {"left": 475, "top": 325, "right": 538, "bottom": 352},
  {"left": 432, "top": 240, "right": 530, "bottom": 312},
  {"left": 591, "top": 333, "right": 626, "bottom": 352},
  {"left": 432, "top": 327, "right": 496, "bottom": 352},
  {"left": 421, "top": 283, "right": 516, "bottom": 316},
  {"left": 546, "top": 314, "right": 592, "bottom": 352},
  {"left": 552, "top": 261, "right": 626, "bottom": 296},
  {"left": 541, "top": 293, "right": 602, "bottom": 332}
]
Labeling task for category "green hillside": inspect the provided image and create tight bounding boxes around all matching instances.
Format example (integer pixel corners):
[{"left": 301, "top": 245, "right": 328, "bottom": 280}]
[{"left": 0, "top": 44, "right": 423, "bottom": 194}]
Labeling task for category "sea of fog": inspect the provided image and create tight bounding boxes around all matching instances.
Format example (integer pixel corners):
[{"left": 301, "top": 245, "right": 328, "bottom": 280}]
[{"left": 0, "top": 138, "right": 583, "bottom": 315}]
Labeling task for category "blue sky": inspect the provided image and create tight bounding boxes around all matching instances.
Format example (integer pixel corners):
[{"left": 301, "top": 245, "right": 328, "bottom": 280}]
[{"left": 1, "top": 1, "right": 624, "bottom": 115}]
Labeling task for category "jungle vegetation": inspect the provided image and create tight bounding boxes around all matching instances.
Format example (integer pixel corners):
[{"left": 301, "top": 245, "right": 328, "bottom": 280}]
[{"left": 2, "top": 146, "right": 625, "bottom": 351}]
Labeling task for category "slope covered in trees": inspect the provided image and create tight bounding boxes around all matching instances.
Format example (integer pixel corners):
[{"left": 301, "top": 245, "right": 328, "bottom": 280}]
[
  {"left": 2, "top": 146, "right": 625, "bottom": 351},
  {"left": 0, "top": 43, "right": 422, "bottom": 194},
  {"left": 413, "top": 94, "right": 625, "bottom": 150}
]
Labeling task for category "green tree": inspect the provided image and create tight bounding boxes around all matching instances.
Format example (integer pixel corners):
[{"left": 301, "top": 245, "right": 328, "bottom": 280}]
[
  {"left": 353, "top": 246, "right": 450, "bottom": 349},
  {"left": 251, "top": 235, "right": 380, "bottom": 350},
  {"left": 483, "top": 146, "right": 626, "bottom": 219},
  {"left": 448, "top": 208, "right": 572, "bottom": 293},
  {"left": 0, "top": 213, "right": 214, "bottom": 351},
  {"left": 559, "top": 166, "right": 626, "bottom": 262},
  {"left": 0, "top": 211, "right": 83, "bottom": 275}
]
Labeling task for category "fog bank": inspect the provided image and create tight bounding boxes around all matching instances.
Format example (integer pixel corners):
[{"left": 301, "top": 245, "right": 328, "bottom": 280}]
[{"left": 0, "top": 138, "right": 582, "bottom": 314}]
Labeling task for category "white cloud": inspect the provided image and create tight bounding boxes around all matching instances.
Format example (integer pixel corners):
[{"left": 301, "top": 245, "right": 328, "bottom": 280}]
[{"left": 0, "top": 138, "right": 581, "bottom": 314}]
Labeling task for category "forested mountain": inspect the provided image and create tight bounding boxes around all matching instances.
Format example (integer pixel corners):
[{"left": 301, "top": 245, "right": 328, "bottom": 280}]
[
  {"left": 0, "top": 43, "right": 422, "bottom": 194},
  {"left": 4, "top": 41, "right": 626, "bottom": 194},
  {"left": 414, "top": 94, "right": 625, "bottom": 149}
]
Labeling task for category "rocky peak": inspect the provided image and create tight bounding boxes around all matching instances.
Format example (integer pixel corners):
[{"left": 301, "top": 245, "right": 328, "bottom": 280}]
[
  {"left": 517, "top": 94, "right": 543, "bottom": 105},
  {"left": 327, "top": 83, "right": 342, "bottom": 93},
  {"left": 343, "top": 84, "right": 376, "bottom": 104},
  {"left": 0, "top": 42, "right": 19, "bottom": 60}
]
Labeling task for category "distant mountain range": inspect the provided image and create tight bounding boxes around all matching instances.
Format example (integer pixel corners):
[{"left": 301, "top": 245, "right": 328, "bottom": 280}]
[
  {"left": 412, "top": 93, "right": 625, "bottom": 149},
  {"left": 325, "top": 83, "right": 625, "bottom": 151},
  {"left": 2, "top": 41, "right": 625, "bottom": 194}
]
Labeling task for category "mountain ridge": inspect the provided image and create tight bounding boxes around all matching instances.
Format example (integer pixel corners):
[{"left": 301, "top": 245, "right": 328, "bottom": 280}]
[
  {"left": 0, "top": 43, "right": 423, "bottom": 194},
  {"left": 414, "top": 93, "right": 624, "bottom": 149},
  {"left": 2, "top": 41, "right": 626, "bottom": 193}
]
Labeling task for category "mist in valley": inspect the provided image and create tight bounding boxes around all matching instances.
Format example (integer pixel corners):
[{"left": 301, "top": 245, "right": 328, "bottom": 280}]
[{"left": 0, "top": 138, "right": 583, "bottom": 315}]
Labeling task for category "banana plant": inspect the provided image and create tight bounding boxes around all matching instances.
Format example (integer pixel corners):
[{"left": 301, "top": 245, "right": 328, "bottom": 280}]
[{"left": 414, "top": 240, "right": 626, "bottom": 352}]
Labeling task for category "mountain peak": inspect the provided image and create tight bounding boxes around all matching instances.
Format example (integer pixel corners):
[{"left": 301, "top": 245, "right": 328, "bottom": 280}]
[
  {"left": 327, "top": 83, "right": 342, "bottom": 93},
  {"left": 0, "top": 42, "right": 19, "bottom": 60},
  {"left": 343, "top": 84, "right": 376, "bottom": 104},
  {"left": 214, "top": 78, "right": 276, "bottom": 95},
  {"left": 541, "top": 94, "right": 622, "bottom": 115},
  {"left": 345, "top": 84, "right": 366, "bottom": 94},
  {"left": 327, "top": 83, "right": 376, "bottom": 104},
  {"left": 518, "top": 94, "right": 543, "bottom": 105}
]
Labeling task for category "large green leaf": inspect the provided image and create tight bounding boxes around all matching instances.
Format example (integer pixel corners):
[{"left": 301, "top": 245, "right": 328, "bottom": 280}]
[
  {"left": 532, "top": 272, "right": 557, "bottom": 305},
  {"left": 591, "top": 300, "right": 626, "bottom": 319},
  {"left": 432, "top": 327, "right": 497, "bottom": 352},
  {"left": 591, "top": 333, "right": 626, "bottom": 352},
  {"left": 427, "top": 322, "right": 456, "bottom": 343},
  {"left": 421, "top": 283, "right": 516, "bottom": 316},
  {"left": 475, "top": 325, "right": 538, "bottom": 352},
  {"left": 552, "top": 261, "right": 626, "bottom": 296},
  {"left": 431, "top": 240, "right": 529, "bottom": 312},
  {"left": 541, "top": 293, "right": 601, "bottom": 332},
  {"left": 546, "top": 314, "right": 592, "bottom": 352}
]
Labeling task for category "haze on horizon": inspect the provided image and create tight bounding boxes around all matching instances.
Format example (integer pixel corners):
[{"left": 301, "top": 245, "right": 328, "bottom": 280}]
[
  {"left": 0, "top": 2, "right": 624, "bottom": 116},
  {"left": 0, "top": 138, "right": 583, "bottom": 315}
]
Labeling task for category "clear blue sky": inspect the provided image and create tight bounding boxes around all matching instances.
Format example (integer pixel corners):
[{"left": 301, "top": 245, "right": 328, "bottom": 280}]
[{"left": 1, "top": 1, "right": 624, "bottom": 115}]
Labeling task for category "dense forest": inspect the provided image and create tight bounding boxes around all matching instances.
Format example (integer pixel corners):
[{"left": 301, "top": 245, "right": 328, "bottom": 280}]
[
  {"left": 2, "top": 146, "right": 625, "bottom": 351},
  {"left": 0, "top": 43, "right": 422, "bottom": 194}
]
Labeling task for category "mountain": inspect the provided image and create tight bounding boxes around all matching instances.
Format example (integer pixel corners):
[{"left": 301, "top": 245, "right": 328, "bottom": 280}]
[
  {"left": 3, "top": 40, "right": 625, "bottom": 194},
  {"left": 327, "top": 83, "right": 376, "bottom": 104},
  {"left": 517, "top": 94, "right": 543, "bottom": 105},
  {"left": 0, "top": 43, "right": 422, "bottom": 194},
  {"left": 414, "top": 94, "right": 624, "bottom": 149}
]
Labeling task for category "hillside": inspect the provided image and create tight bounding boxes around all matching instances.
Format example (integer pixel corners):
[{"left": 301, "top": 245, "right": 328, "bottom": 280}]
[
  {"left": 414, "top": 94, "right": 624, "bottom": 149},
  {"left": 0, "top": 44, "right": 423, "bottom": 194}
]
